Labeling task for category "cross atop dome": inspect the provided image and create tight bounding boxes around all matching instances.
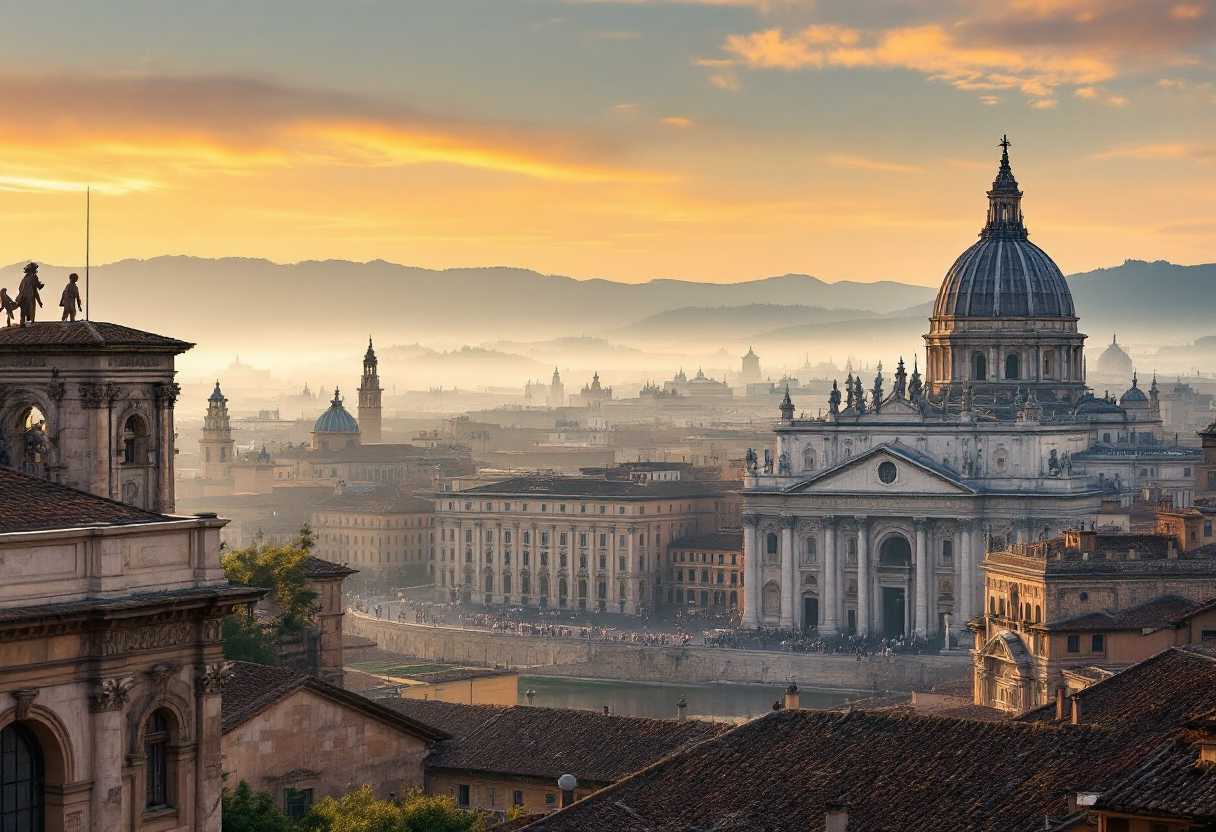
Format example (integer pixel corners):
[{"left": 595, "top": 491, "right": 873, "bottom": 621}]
[{"left": 983, "top": 133, "right": 1026, "bottom": 240}]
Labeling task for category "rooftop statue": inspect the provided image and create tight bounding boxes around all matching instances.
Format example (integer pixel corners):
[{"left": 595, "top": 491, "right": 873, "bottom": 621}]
[
  {"left": 828, "top": 379, "right": 841, "bottom": 416},
  {"left": 0, "top": 288, "right": 16, "bottom": 326},
  {"left": 16, "top": 262, "right": 44, "bottom": 326},
  {"left": 60, "top": 273, "right": 82, "bottom": 322}
]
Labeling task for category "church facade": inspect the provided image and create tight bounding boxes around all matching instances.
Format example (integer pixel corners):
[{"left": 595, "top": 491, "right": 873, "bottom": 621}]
[{"left": 741, "top": 141, "right": 1166, "bottom": 640}]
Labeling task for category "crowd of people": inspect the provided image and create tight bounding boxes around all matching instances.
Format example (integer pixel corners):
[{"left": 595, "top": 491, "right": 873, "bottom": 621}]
[{"left": 353, "top": 594, "right": 948, "bottom": 654}]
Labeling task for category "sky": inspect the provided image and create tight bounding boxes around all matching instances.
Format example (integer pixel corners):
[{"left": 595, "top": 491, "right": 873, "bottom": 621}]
[{"left": 1, "top": 0, "right": 1215, "bottom": 286}]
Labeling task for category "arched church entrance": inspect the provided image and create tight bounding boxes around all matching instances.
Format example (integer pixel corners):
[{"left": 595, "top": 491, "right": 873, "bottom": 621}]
[
  {"left": 878, "top": 536, "right": 912, "bottom": 638},
  {"left": 1, "top": 722, "right": 44, "bottom": 832}
]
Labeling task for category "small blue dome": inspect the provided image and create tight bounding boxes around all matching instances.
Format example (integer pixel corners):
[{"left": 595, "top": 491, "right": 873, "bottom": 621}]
[
  {"left": 1120, "top": 373, "right": 1148, "bottom": 405},
  {"left": 209, "top": 381, "right": 225, "bottom": 402},
  {"left": 314, "top": 389, "right": 359, "bottom": 434}
]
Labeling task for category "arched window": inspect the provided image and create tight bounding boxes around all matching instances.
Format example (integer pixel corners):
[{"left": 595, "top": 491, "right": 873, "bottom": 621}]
[
  {"left": 559, "top": 577, "right": 568, "bottom": 601},
  {"left": 990, "top": 596, "right": 997, "bottom": 615},
  {"left": 539, "top": 575, "right": 549, "bottom": 597},
  {"left": 1005, "top": 354, "right": 1020, "bottom": 380},
  {"left": 802, "top": 447, "right": 816, "bottom": 471},
  {"left": 802, "top": 537, "right": 818, "bottom": 565},
  {"left": 764, "top": 583, "right": 781, "bottom": 614},
  {"left": 1035, "top": 605, "right": 1042, "bottom": 623},
  {"left": 973, "top": 353, "right": 987, "bottom": 381},
  {"left": 503, "top": 573, "right": 512, "bottom": 595},
  {"left": 578, "top": 580, "right": 587, "bottom": 599},
  {"left": 1042, "top": 350, "right": 1055, "bottom": 378},
  {"left": 145, "top": 710, "right": 172, "bottom": 810},
  {"left": 597, "top": 581, "right": 607, "bottom": 600},
  {"left": 123, "top": 414, "right": 150, "bottom": 466},
  {"left": 484, "top": 573, "right": 494, "bottom": 593},
  {"left": 1, "top": 723, "right": 44, "bottom": 832}
]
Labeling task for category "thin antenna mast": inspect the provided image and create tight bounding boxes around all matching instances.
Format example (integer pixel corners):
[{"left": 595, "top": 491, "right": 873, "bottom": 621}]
[{"left": 85, "top": 187, "right": 90, "bottom": 320}]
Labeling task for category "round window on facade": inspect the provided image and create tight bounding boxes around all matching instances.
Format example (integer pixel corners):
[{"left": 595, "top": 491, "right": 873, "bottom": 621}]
[{"left": 878, "top": 461, "right": 897, "bottom": 484}]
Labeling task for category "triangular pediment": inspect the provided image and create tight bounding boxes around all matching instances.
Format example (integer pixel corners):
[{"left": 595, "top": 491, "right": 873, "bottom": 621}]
[{"left": 785, "top": 444, "right": 977, "bottom": 496}]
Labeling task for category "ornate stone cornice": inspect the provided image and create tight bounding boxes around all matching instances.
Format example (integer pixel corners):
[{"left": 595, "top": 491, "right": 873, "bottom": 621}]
[
  {"left": 90, "top": 676, "right": 135, "bottom": 712},
  {"left": 742, "top": 513, "right": 762, "bottom": 528},
  {"left": 777, "top": 516, "right": 798, "bottom": 530},
  {"left": 154, "top": 382, "right": 181, "bottom": 409},
  {"left": 197, "top": 660, "right": 235, "bottom": 695}
]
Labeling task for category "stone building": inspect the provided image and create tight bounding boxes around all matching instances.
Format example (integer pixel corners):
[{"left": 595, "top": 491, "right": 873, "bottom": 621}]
[
  {"left": 664, "top": 529, "right": 744, "bottom": 613},
  {"left": 573, "top": 372, "right": 612, "bottom": 409},
  {"left": 0, "top": 466, "right": 260, "bottom": 832},
  {"left": 741, "top": 141, "right": 1171, "bottom": 640},
  {"left": 1199, "top": 419, "right": 1216, "bottom": 500},
  {"left": 432, "top": 469, "right": 738, "bottom": 612},
  {"left": 1094, "top": 334, "right": 1134, "bottom": 383},
  {"left": 220, "top": 662, "right": 446, "bottom": 818},
  {"left": 972, "top": 522, "right": 1216, "bottom": 714},
  {"left": 739, "top": 347, "right": 762, "bottom": 386},
  {"left": 311, "top": 486, "right": 434, "bottom": 585},
  {"left": 309, "top": 390, "right": 361, "bottom": 452},
  {"left": 356, "top": 338, "right": 382, "bottom": 444},
  {"left": 548, "top": 368, "right": 564, "bottom": 409},
  {"left": 0, "top": 321, "right": 192, "bottom": 512}
]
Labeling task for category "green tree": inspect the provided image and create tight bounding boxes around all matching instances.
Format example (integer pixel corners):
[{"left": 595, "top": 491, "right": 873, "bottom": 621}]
[
  {"left": 222, "top": 781, "right": 294, "bottom": 832},
  {"left": 300, "top": 786, "right": 483, "bottom": 832},
  {"left": 221, "top": 537, "right": 319, "bottom": 663},
  {"left": 297, "top": 521, "right": 316, "bottom": 552}
]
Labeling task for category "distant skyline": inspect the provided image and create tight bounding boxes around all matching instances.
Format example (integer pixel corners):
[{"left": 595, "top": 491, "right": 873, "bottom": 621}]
[{"left": 1, "top": 0, "right": 1214, "bottom": 286}]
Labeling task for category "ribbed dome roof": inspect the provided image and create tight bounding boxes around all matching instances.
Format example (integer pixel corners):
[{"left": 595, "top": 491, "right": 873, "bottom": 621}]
[
  {"left": 1120, "top": 373, "right": 1148, "bottom": 405},
  {"left": 209, "top": 380, "right": 225, "bottom": 402},
  {"left": 1097, "top": 335, "right": 1133, "bottom": 373},
  {"left": 314, "top": 389, "right": 359, "bottom": 434},
  {"left": 933, "top": 137, "right": 1075, "bottom": 320}
]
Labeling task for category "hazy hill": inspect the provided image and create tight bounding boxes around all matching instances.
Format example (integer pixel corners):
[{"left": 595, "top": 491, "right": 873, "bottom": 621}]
[
  {"left": 1067, "top": 260, "right": 1216, "bottom": 341},
  {"left": 0, "top": 258, "right": 934, "bottom": 348},
  {"left": 605, "top": 303, "right": 882, "bottom": 342}
]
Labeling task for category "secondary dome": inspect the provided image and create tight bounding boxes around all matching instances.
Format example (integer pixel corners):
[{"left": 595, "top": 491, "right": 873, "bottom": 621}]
[
  {"left": 314, "top": 388, "right": 359, "bottom": 434},
  {"left": 933, "top": 139, "right": 1075, "bottom": 320},
  {"left": 1097, "top": 334, "right": 1134, "bottom": 377}
]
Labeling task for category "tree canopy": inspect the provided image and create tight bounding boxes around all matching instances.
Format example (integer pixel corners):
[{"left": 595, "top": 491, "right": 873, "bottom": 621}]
[{"left": 299, "top": 786, "right": 484, "bottom": 832}]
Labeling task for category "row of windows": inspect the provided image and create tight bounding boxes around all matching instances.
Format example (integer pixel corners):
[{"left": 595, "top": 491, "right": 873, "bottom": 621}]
[
  {"left": 670, "top": 550, "right": 739, "bottom": 566},
  {"left": 438, "top": 549, "right": 643, "bottom": 572},
  {"left": 444, "top": 500, "right": 701, "bottom": 516},
  {"left": 670, "top": 568, "right": 739, "bottom": 585},
  {"left": 439, "top": 528, "right": 671, "bottom": 549},
  {"left": 315, "top": 514, "right": 431, "bottom": 529},
  {"left": 1066, "top": 634, "right": 1105, "bottom": 654}
]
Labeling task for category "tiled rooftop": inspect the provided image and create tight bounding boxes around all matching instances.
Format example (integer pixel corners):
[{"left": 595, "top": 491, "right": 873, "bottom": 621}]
[
  {"left": 299, "top": 555, "right": 357, "bottom": 579},
  {"left": 316, "top": 487, "right": 434, "bottom": 514},
  {"left": 668, "top": 529, "right": 743, "bottom": 551},
  {"left": 1095, "top": 733, "right": 1216, "bottom": 823},
  {"left": 0, "top": 320, "right": 192, "bottom": 351},
  {"left": 426, "top": 705, "right": 728, "bottom": 784},
  {"left": 0, "top": 467, "right": 171, "bottom": 533},
  {"left": 378, "top": 699, "right": 508, "bottom": 742},
  {"left": 452, "top": 476, "right": 733, "bottom": 499},
  {"left": 1044, "top": 595, "right": 1204, "bottom": 632}
]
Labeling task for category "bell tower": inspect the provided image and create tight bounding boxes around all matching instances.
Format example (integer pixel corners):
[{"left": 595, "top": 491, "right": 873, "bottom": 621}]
[
  {"left": 200, "top": 381, "right": 235, "bottom": 480},
  {"left": 357, "top": 337, "right": 382, "bottom": 443}
]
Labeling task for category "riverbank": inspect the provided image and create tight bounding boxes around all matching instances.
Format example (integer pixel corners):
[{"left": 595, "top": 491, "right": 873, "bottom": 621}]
[{"left": 348, "top": 612, "right": 971, "bottom": 693}]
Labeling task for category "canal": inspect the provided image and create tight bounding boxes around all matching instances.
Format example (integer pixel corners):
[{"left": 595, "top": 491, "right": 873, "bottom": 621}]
[{"left": 518, "top": 675, "right": 857, "bottom": 720}]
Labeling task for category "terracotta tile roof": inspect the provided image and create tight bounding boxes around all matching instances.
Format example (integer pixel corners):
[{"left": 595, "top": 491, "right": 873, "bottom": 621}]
[
  {"left": 316, "top": 487, "right": 434, "bottom": 514},
  {"left": 221, "top": 661, "right": 449, "bottom": 742},
  {"left": 378, "top": 699, "right": 507, "bottom": 741},
  {"left": 1019, "top": 647, "right": 1216, "bottom": 729},
  {"left": 0, "top": 320, "right": 192, "bottom": 351},
  {"left": 300, "top": 555, "right": 357, "bottom": 579},
  {"left": 1095, "top": 733, "right": 1216, "bottom": 822},
  {"left": 518, "top": 709, "right": 1130, "bottom": 832},
  {"left": 1044, "top": 595, "right": 1203, "bottom": 632},
  {"left": 426, "top": 705, "right": 729, "bottom": 784},
  {"left": 0, "top": 467, "right": 171, "bottom": 533},
  {"left": 454, "top": 476, "right": 734, "bottom": 500}
]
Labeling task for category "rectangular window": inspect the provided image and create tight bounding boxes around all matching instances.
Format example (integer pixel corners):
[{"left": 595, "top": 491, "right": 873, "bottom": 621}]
[
  {"left": 457, "top": 785, "right": 470, "bottom": 807},
  {"left": 619, "top": 556, "right": 626, "bottom": 571},
  {"left": 599, "top": 555, "right": 606, "bottom": 569},
  {"left": 560, "top": 504, "right": 566, "bottom": 513},
  {"left": 1091, "top": 634, "right": 1104, "bottom": 652},
  {"left": 1203, "top": 630, "right": 1216, "bottom": 642},
  {"left": 1067, "top": 635, "right": 1080, "bottom": 653},
  {"left": 541, "top": 532, "right": 549, "bottom": 546},
  {"left": 580, "top": 505, "right": 587, "bottom": 513},
  {"left": 599, "top": 534, "right": 607, "bottom": 547},
  {"left": 579, "top": 533, "right": 587, "bottom": 547},
  {"left": 513, "top": 791, "right": 524, "bottom": 807},
  {"left": 560, "top": 532, "right": 567, "bottom": 545},
  {"left": 284, "top": 789, "right": 314, "bottom": 822},
  {"left": 599, "top": 506, "right": 606, "bottom": 514}
]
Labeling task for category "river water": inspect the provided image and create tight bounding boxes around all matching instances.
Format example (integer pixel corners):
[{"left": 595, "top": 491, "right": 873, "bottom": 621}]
[{"left": 518, "top": 676, "right": 857, "bottom": 720}]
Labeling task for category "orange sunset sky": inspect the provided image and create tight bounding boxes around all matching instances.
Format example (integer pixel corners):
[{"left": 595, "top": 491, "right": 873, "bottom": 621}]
[{"left": 1, "top": 0, "right": 1214, "bottom": 286}]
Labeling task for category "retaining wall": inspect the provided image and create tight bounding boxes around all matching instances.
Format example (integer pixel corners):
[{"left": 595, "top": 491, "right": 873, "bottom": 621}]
[{"left": 348, "top": 613, "right": 971, "bottom": 692}]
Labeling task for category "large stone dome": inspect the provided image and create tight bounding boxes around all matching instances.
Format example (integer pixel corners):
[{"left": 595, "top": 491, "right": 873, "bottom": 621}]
[{"left": 932, "top": 139, "right": 1075, "bottom": 320}]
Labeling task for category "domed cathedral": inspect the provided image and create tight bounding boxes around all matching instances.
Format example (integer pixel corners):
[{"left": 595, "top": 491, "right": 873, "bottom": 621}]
[
  {"left": 0, "top": 318, "right": 192, "bottom": 512},
  {"left": 925, "top": 137, "right": 1086, "bottom": 408},
  {"left": 310, "top": 388, "right": 361, "bottom": 451},
  {"left": 357, "top": 337, "right": 382, "bottom": 443},
  {"left": 739, "top": 138, "right": 1198, "bottom": 650}
]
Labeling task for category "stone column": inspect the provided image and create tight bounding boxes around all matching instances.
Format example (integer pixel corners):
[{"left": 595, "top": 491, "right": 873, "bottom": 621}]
[
  {"left": 823, "top": 517, "right": 839, "bottom": 634},
  {"left": 196, "top": 662, "right": 232, "bottom": 832},
  {"left": 914, "top": 518, "right": 929, "bottom": 639},
  {"left": 626, "top": 526, "right": 637, "bottom": 615},
  {"left": 856, "top": 517, "right": 871, "bottom": 637},
  {"left": 779, "top": 516, "right": 796, "bottom": 629},
  {"left": 90, "top": 678, "right": 131, "bottom": 832},
  {"left": 958, "top": 520, "right": 973, "bottom": 623},
  {"left": 742, "top": 514, "right": 761, "bottom": 627}
]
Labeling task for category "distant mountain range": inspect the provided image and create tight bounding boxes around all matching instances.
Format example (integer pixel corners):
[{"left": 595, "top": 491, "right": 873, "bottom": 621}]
[{"left": 0, "top": 257, "right": 1211, "bottom": 355}]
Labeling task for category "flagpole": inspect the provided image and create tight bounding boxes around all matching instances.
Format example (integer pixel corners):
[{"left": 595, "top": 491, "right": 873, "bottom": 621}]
[{"left": 85, "top": 187, "right": 90, "bottom": 320}]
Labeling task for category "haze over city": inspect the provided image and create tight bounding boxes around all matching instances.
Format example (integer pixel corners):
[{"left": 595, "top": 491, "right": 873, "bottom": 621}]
[{"left": 3, "top": 4, "right": 1216, "bottom": 832}]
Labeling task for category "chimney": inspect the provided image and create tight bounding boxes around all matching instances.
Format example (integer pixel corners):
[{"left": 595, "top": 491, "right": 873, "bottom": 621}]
[
  {"left": 676, "top": 697, "right": 687, "bottom": 723},
  {"left": 1071, "top": 696, "right": 1082, "bottom": 725},
  {"left": 785, "top": 683, "right": 801, "bottom": 711},
  {"left": 824, "top": 802, "right": 848, "bottom": 832},
  {"left": 602, "top": 706, "right": 610, "bottom": 715},
  {"left": 1055, "top": 687, "right": 1067, "bottom": 721}
]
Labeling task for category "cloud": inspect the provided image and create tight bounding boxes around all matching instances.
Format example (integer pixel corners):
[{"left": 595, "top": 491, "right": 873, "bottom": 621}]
[
  {"left": 1094, "top": 140, "right": 1216, "bottom": 162},
  {"left": 0, "top": 70, "right": 674, "bottom": 192},
  {"left": 662, "top": 116, "right": 694, "bottom": 126},
  {"left": 713, "top": 1, "right": 1216, "bottom": 103},
  {"left": 822, "top": 154, "right": 921, "bottom": 173}
]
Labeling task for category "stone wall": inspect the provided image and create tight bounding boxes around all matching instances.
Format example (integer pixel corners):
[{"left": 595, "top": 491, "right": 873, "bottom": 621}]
[{"left": 348, "top": 613, "right": 970, "bottom": 692}]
